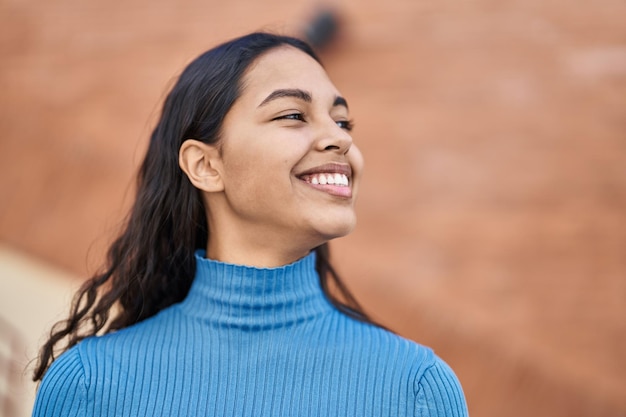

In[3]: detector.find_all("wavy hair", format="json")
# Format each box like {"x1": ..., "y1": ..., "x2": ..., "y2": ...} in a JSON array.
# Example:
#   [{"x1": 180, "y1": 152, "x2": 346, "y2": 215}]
[{"x1": 33, "y1": 32, "x2": 372, "y2": 382}]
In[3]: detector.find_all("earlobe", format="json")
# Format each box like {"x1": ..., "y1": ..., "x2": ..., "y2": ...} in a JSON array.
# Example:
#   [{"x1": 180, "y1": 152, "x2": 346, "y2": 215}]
[{"x1": 179, "y1": 139, "x2": 224, "y2": 192}]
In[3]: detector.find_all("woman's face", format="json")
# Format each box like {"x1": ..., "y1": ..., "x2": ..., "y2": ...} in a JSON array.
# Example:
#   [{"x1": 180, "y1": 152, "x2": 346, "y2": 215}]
[{"x1": 207, "y1": 46, "x2": 363, "y2": 264}]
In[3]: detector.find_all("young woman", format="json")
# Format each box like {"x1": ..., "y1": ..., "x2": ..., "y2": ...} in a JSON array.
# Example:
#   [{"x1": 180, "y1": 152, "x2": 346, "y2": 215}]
[{"x1": 32, "y1": 32, "x2": 468, "y2": 416}]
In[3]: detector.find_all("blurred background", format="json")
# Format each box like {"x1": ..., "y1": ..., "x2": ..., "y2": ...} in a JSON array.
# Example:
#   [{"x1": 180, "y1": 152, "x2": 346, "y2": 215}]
[{"x1": 1, "y1": 0, "x2": 625, "y2": 415}]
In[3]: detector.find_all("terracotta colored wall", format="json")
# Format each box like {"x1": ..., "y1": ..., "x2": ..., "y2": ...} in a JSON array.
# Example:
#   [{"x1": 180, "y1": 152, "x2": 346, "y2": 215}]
[{"x1": 1, "y1": 0, "x2": 625, "y2": 415}]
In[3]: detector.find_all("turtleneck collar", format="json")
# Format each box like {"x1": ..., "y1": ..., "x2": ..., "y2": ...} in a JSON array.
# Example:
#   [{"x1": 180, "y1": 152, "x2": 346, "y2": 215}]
[{"x1": 178, "y1": 250, "x2": 334, "y2": 329}]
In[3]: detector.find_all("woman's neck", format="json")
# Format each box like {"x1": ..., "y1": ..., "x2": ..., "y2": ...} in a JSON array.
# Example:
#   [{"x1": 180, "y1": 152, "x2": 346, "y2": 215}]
[{"x1": 205, "y1": 235, "x2": 320, "y2": 268}]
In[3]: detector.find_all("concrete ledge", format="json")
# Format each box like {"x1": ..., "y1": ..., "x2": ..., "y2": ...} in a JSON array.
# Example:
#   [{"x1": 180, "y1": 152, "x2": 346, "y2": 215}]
[{"x1": 0, "y1": 243, "x2": 78, "y2": 417}]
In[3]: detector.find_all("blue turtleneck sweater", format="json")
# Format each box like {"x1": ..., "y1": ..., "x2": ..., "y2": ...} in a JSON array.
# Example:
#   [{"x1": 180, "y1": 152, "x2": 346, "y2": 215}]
[{"x1": 33, "y1": 251, "x2": 468, "y2": 416}]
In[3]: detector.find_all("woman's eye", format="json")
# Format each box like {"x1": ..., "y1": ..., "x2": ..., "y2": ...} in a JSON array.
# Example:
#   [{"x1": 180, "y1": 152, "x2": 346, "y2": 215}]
[
  {"x1": 274, "y1": 113, "x2": 305, "y2": 122},
  {"x1": 336, "y1": 120, "x2": 354, "y2": 131}
]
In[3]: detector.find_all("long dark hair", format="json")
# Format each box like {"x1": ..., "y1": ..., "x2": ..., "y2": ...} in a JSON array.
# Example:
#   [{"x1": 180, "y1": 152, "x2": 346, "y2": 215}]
[{"x1": 33, "y1": 32, "x2": 372, "y2": 382}]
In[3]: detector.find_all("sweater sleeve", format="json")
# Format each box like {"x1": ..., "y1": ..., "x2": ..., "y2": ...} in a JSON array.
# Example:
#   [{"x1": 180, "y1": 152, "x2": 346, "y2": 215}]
[
  {"x1": 413, "y1": 357, "x2": 469, "y2": 417},
  {"x1": 31, "y1": 347, "x2": 88, "y2": 417}
]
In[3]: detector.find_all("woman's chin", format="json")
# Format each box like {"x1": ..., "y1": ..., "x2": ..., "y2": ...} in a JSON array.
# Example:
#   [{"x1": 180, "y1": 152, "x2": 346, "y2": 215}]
[{"x1": 314, "y1": 218, "x2": 357, "y2": 243}]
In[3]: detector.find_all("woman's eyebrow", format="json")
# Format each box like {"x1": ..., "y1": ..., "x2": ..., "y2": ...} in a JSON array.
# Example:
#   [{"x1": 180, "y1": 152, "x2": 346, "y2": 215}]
[
  {"x1": 258, "y1": 89, "x2": 312, "y2": 107},
  {"x1": 333, "y1": 96, "x2": 349, "y2": 110},
  {"x1": 257, "y1": 89, "x2": 349, "y2": 110}
]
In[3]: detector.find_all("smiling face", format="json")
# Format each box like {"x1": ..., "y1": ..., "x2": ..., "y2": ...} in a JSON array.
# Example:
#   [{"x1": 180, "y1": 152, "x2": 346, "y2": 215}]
[{"x1": 188, "y1": 46, "x2": 363, "y2": 266}]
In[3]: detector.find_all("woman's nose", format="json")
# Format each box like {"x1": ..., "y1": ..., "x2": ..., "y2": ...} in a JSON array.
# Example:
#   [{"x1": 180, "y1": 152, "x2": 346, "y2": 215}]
[{"x1": 316, "y1": 119, "x2": 353, "y2": 154}]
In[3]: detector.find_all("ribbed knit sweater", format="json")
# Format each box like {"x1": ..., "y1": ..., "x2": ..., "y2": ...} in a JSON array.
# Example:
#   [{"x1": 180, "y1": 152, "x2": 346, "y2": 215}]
[{"x1": 33, "y1": 251, "x2": 468, "y2": 416}]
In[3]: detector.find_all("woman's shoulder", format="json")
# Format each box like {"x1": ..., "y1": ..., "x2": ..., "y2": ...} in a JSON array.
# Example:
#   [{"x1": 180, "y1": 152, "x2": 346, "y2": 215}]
[
  {"x1": 32, "y1": 306, "x2": 185, "y2": 416},
  {"x1": 37, "y1": 306, "x2": 183, "y2": 380},
  {"x1": 362, "y1": 323, "x2": 468, "y2": 415},
  {"x1": 329, "y1": 311, "x2": 437, "y2": 364},
  {"x1": 328, "y1": 313, "x2": 468, "y2": 415},
  {"x1": 32, "y1": 344, "x2": 87, "y2": 416},
  {"x1": 74, "y1": 303, "x2": 187, "y2": 362}
]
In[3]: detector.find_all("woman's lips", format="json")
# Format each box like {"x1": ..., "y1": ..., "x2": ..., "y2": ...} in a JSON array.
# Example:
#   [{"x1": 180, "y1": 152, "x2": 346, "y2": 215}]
[
  {"x1": 296, "y1": 163, "x2": 353, "y2": 198},
  {"x1": 298, "y1": 172, "x2": 352, "y2": 198},
  {"x1": 296, "y1": 162, "x2": 352, "y2": 178}
]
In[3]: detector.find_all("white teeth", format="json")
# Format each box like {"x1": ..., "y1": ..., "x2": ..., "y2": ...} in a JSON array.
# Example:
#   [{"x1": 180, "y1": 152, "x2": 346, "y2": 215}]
[{"x1": 304, "y1": 173, "x2": 349, "y2": 186}]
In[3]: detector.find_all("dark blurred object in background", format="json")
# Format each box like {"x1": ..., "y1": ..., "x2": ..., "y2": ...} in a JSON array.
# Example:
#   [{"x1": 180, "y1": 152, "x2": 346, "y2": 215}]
[{"x1": 303, "y1": 8, "x2": 341, "y2": 50}]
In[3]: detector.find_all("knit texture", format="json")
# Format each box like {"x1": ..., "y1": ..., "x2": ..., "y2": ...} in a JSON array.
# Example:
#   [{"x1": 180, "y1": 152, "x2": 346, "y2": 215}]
[{"x1": 33, "y1": 251, "x2": 468, "y2": 416}]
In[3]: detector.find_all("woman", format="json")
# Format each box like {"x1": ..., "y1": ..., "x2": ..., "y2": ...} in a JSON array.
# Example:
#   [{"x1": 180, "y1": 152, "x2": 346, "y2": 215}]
[{"x1": 32, "y1": 32, "x2": 468, "y2": 416}]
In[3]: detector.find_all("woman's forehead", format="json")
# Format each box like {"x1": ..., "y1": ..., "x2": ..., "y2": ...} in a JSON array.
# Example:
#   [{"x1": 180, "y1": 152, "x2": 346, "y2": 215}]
[{"x1": 241, "y1": 46, "x2": 340, "y2": 103}]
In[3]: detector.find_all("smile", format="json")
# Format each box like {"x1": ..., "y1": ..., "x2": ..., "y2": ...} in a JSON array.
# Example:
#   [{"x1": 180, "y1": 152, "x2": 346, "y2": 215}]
[
  {"x1": 295, "y1": 162, "x2": 353, "y2": 198},
  {"x1": 300, "y1": 173, "x2": 349, "y2": 186},
  {"x1": 297, "y1": 173, "x2": 352, "y2": 198}
]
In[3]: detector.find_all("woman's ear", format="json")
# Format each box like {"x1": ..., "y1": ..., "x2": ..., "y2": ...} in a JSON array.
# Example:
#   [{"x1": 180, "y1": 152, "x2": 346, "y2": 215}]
[{"x1": 179, "y1": 139, "x2": 224, "y2": 192}]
